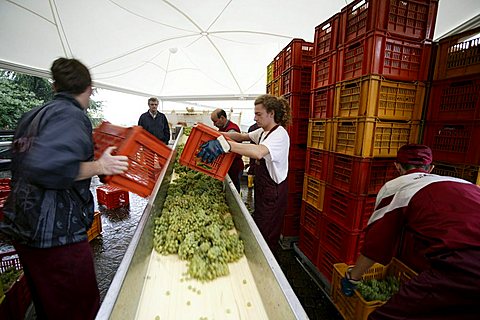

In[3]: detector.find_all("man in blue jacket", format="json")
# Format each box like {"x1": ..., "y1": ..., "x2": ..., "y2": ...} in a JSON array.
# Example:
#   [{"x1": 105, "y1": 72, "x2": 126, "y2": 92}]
[
  {"x1": 138, "y1": 97, "x2": 170, "y2": 144},
  {"x1": 0, "y1": 58, "x2": 129, "y2": 320}
]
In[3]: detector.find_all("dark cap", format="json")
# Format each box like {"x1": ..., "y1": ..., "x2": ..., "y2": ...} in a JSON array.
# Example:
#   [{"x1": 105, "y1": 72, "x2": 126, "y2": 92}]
[{"x1": 396, "y1": 144, "x2": 433, "y2": 165}]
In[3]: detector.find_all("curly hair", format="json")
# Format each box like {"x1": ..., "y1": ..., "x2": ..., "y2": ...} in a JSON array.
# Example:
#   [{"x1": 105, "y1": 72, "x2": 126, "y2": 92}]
[
  {"x1": 254, "y1": 94, "x2": 291, "y2": 127},
  {"x1": 51, "y1": 58, "x2": 91, "y2": 95}
]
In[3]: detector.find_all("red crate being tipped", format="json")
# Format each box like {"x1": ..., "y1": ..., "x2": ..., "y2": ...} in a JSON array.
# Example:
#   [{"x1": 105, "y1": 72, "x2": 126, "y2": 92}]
[
  {"x1": 93, "y1": 121, "x2": 172, "y2": 198},
  {"x1": 179, "y1": 123, "x2": 235, "y2": 181},
  {"x1": 96, "y1": 185, "x2": 129, "y2": 209}
]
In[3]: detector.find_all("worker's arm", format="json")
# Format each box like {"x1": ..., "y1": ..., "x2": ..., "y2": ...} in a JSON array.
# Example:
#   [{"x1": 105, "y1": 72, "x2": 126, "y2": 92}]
[
  {"x1": 76, "y1": 146, "x2": 129, "y2": 181},
  {"x1": 224, "y1": 131, "x2": 251, "y2": 142},
  {"x1": 229, "y1": 141, "x2": 269, "y2": 160}
]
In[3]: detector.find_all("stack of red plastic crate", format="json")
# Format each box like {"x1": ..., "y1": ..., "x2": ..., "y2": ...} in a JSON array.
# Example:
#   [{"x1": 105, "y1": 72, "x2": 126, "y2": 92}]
[
  {"x1": 266, "y1": 38, "x2": 314, "y2": 239},
  {"x1": 298, "y1": 0, "x2": 439, "y2": 282},
  {"x1": 424, "y1": 26, "x2": 480, "y2": 185},
  {"x1": 398, "y1": 26, "x2": 480, "y2": 272}
]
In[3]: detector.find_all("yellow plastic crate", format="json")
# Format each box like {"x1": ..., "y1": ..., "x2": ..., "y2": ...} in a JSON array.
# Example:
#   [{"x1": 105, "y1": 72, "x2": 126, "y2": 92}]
[
  {"x1": 332, "y1": 117, "x2": 420, "y2": 157},
  {"x1": 267, "y1": 61, "x2": 274, "y2": 84},
  {"x1": 272, "y1": 77, "x2": 282, "y2": 97},
  {"x1": 334, "y1": 75, "x2": 425, "y2": 120},
  {"x1": 302, "y1": 174, "x2": 325, "y2": 212},
  {"x1": 87, "y1": 211, "x2": 102, "y2": 242},
  {"x1": 307, "y1": 119, "x2": 332, "y2": 151},
  {"x1": 331, "y1": 258, "x2": 417, "y2": 320}
]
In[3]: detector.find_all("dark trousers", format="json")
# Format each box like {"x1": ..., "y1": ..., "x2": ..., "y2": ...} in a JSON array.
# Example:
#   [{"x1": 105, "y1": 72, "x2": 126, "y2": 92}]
[
  {"x1": 15, "y1": 241, "x2": 100, "y2": 320},
  {"x1": 369, "y1": 248, "x2": 480, "y2": 320}
]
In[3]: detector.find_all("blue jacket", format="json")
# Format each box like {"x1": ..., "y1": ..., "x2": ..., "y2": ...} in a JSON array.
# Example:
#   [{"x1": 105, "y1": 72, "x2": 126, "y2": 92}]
[
  {"x1": 0, "y1": 93, "x2": 95, "y2": 248},
  {"x1": 138, "y1": 111, "x2": 170, "y2": 144}
]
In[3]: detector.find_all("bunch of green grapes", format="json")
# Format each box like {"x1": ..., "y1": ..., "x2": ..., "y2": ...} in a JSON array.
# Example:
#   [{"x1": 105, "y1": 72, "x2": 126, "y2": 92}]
[
  {"x1": 357, "y1": 276, "x2": 401, "y2": 302},
  {"x1": 153, "y1": 167, "x2": 244, "y2": 281}
]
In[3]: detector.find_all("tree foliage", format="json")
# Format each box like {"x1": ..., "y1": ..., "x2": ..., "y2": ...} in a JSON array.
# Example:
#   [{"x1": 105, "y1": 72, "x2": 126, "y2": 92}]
[{"x1": 0, "y1": 70, "x2": 104, "y2": 130}]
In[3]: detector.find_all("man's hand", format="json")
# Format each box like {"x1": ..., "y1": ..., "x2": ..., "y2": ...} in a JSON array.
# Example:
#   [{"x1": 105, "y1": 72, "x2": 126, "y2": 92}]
[
  {"x1": 341, "y1": 267, "x2": 361, "y2": 297},
  {"x1": 197, "y1": 135, "x2": 231, "y2": 164},
  {"x1": 97, "y1": 146, "x2": 129, "y2": 175}
]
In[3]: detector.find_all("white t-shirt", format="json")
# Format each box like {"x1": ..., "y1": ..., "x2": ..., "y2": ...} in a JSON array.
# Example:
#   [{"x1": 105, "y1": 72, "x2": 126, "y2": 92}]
[{"x1": 248, "y1": 126, "x2": 290, "y2": 184}]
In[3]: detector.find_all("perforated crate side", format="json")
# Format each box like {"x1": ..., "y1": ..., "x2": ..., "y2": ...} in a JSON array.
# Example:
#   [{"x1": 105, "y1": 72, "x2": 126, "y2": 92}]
[
  {"x1": 179, "y1": 123, "x2": 235, "y2": 181},
  {"x1": 287, "y1": 118, "x2": 308, "y2": 145},
  {"x1": 314, "y1": 13, "x2": 340, "y2": 57},
  {"x1": 96, "y1": 185, "x2": 129, "y2": 209},
  {"x1": 426, "y1": 75, "x2": 480, "y2": 121},
  {"x1": 281, "y1": 213, "x2": 301, "y2": 237},
  {"x1": 307, "y1": 119, "x2": 332, "y2": 151},
  {"x1": 282, "y1": 66, "x2": 312, "y2": 95},
  {"x1": 302, "y1": 174, "x2": 326, "y2": 212},
  {"x1": 432, "y1": 161, "x2": 480, "y2": 185},
  {"x1": 285, "y1": 92, "x2": 311, "y2": 119},
  {"x1": 305, "y1": 148, "x2": 330, "y2": 182},
  {"x1": 338, "y1": 31, "x2": 431, "y2": 82},
  {"x1": 434, "y1": 29, "x2": 480, "y2": 80},
  {"x1": 288, "y1": 144, "x2": 307, "y2": 171},
  {"x1": 298, "y1": 226, "x2": 319, "y2": 263},
  {"x1": 310, "y1": 85, "x2": 335, "y2": 119},
  {"x1": 423, "y1": 120, "x2": 480, "y2": 165},
  {"x1": 283, "y1": 39, "x2": 314, "y2": 69},
  {"x1": 300, "y1": 201, "x2": 322, "y2": 236},
  {"x1": 273, "y1": 51, "x2": 285, "y2": 79},
  {"x1": 332, "y1": 117, "x2": 420, "y2": 157},
  {"x1": 312, "y1": 52, "x2": 337, "y2": 89},
  {"x1": 334, "y1": 75, "x2": 425, "y2": 120},
  {"x1": 103, "y1": 126, "x2": 172, "y2": 198},
  {"x1": 339, "y1": 0, "x2": 438, "y2": 44},
  {"x1": 93, "y1": 121, "x2": 131, "y2": 159}
]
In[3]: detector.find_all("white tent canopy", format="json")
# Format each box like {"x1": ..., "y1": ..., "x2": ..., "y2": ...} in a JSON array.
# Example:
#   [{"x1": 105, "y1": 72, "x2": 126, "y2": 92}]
[{"x1": 1, "y1": 0, "x2": 480, "y2": 102}]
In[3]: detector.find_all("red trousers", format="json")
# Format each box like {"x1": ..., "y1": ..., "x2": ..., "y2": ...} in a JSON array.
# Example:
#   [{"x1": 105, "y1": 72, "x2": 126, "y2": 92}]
[
  {"x1": 15, "y1": 241, "x2": 100, "y2": 320},
  {"x1": 369, "y1": 248, "x2": 480, "y2": 320}
]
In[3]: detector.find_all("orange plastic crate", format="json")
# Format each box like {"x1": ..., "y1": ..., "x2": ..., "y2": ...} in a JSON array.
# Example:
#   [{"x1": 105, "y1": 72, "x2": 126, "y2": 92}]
[
  {"x1": 307, "y1": 119, "x2": 333, "y2": 151},
  {"x1": 283, "y1": 39, "x2": 314, "y2": 69},
  {"x1": 93, "y1": 122, "x2": 172, "y2": 198},
  {"x1": 179, "y1": 123, "x2": 235, "y2": 181},
  {"x1": 331, "y1": 258, "x2": 417, "y2": 320},
  {"x1": 96, "y1": 185, "x2": 129, "y2": 209},
  {"x1": 302, "y1": 174, "x2": 326, "y2": 212},
  {"x1": 87, "y1": 211, "x2": 102, "y2": 242}
]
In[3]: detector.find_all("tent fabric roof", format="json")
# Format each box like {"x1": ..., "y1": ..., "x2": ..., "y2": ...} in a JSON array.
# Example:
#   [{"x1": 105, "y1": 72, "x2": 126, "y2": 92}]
[{"x1": 1, "y1": 0, "x2": 479, "y2": 101}]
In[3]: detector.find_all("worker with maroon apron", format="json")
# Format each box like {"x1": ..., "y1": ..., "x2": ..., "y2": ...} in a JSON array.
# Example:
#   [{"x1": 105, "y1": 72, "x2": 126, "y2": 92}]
[{"x1": 198, "y1": 95, "x2": 291, "y2": 253}]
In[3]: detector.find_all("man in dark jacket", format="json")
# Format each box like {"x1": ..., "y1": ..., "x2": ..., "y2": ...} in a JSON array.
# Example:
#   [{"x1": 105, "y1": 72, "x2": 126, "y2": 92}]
[
  {"x1": 138, "y1": 97, "x2": 170, "y2": 144},
  {"x1": 0, "y1": 58, "x2": 129, "y2": 320}
]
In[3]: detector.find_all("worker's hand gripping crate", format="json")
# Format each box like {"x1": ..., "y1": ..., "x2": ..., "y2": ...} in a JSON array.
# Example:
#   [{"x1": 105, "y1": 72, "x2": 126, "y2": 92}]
[
  {"x1": 331, "y1": 258, "x2": 417, "y2": 320},
  {"x1": 93, "y1": 121, "x2": 172, "y2": 198},
  {"x1": 179, "y1": 123, "x2": 235, "y2": 181}
]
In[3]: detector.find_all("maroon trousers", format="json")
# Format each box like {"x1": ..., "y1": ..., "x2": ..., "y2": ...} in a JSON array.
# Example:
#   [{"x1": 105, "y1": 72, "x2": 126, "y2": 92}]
[
  {"x1": 369, "y1": 248, "x2": 480, "y2": 320},
  {"x1": 14, "y1": 240, "x2": 100, "y2": 320},
  {"x1": 253, "y1": 159, "x2": 288, "y2": 251}
]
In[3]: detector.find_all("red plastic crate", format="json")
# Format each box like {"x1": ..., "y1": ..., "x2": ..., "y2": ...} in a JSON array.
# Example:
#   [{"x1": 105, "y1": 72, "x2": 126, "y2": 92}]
[
  {"x1": 282, "y1": 66, "x2": 312, "y2": 95},
  {"x1": 273, "y1": 51, "x2": 285, "y2": 78},
  {"x1": 318, "y1": 214, "x2": 364, "y2": 265},
  {"x1": 287, "y1": 169, "x2": 305, "y2": 194},
  {"x1": 327, "y1": 153, "x2": 398, "y2": 195},
  {"x1": 281, "y1": 213, "x2": 301, "y2": 237},
  {"x1": 305, "y1": 148, "x2": 330, "y2": 181},
  {"x1": 283, "y1": 39, "x2": 314, "y2": 69},
  {"x1": 423, "y1": 120, "x2": 480, "y2": 165},
  {"x1": 312, "y1": 52, "x2": 337, "y2": 89},
  {"x1": 338, "y1": 31, "x2": 431, "y2": 82},
  {"x1": 324, "y1": 185, "x2": 377, "y2": 232},
  {"x1": 286, "y1": 118, "x2": 308, "y2": 144},
  {"x1": 93, "y1": 122, "x2": 172, "y2": 198},
  {"x1": 298, "y1": 226, "x2": 320, "y2": 263},
  {"x1": 310, "y1": 85, "x2": 335, "y2": 119},
  {"x1": 0, "y1": 250, "x2": 31, "y2": 320},
  {"x1": 96, "y1": 185, "x2": 129, "y2": 209},
  {"x1": 316, "y1": 246, "x2": 342, "y2": 283},
  {"x1": 286, "y1": 192, "x2": 303, "y2": 215},
  {"x1": 434, "y1": 29, "x2": 480, "y2": 81},
  {"x1": 340, "y1": 0, "x2": 438, "y2": 44},
  {"x1": 300, "y1": 201, "x2": 322, "y2": 236},
  {"x1": 432, "y1": 161, "x2": 480, "y2": 185},
  {"x1": 314, "y1": 13, "x2": 340, "y2": 57},
  {"x1": 0, "y1": 178, "x2": 10, "y2": 220},
  {"x1": 334, "y1": 74, "x2": 425, "y2": 120},
  {"x1": 289, "y1": 144, "x2": 307, "y2": 170},
  {"x1": 427, "y1": 75, "x2": 480, "y2": 121},
  {"x1": 179, "y1": 123, "x2": 235, "y2": 181},
  {"x1": 285, "y1": 93, "x2": 311, "y2": 119}
]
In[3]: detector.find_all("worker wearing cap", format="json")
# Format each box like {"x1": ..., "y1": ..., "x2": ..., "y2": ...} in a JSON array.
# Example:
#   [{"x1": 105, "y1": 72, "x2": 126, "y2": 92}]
[
  {"x1": 342, "y1": 144, "x2": 480, "y2": 320},
  {"x1": 210, "y1": 108, "x2": 244, "y2": 192}
]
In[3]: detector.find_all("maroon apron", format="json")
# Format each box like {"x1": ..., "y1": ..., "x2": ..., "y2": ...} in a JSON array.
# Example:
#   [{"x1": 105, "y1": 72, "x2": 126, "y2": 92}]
[{"x1": 253, "y1": 126, "x2": 288, "y2": 251}]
